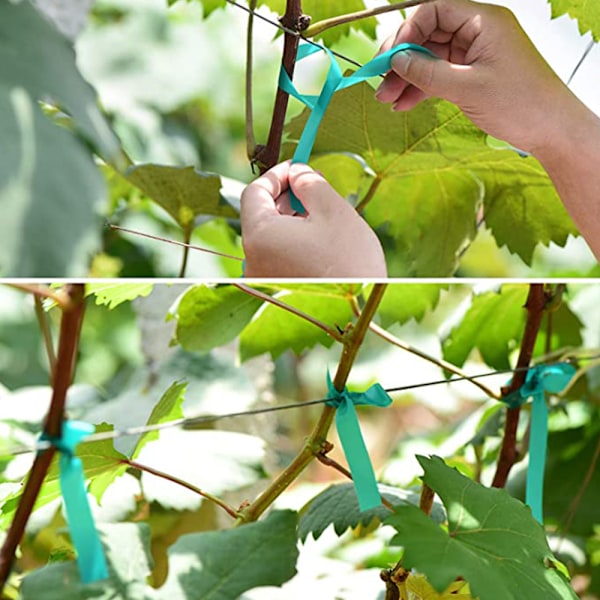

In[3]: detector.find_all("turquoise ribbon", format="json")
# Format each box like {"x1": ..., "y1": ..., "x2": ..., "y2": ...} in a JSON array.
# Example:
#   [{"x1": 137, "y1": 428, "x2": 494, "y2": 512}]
[
  {"x1": 280, "y1": 42, "x2": 436, "y2": 214},
  {"x1": 326, "y1": 373, "x2": 392, "y2": 511},
  {"x1": 503, "y1": 363, "x2": 575, "y2": 523},
  {"x1": 41, "y1": 421, "x2": 108, "y2": 583}
]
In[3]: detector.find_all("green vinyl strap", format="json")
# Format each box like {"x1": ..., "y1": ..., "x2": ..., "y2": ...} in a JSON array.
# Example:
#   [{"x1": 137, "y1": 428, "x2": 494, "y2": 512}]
[
  {"x1": 326, "y1": 373, "x2": 392, "y2": 511},
  {"x1": 502, "y1": 363, "x2": 576, "y2": 523},
  {"x1": 279, "y1": 42, "x2": 436, "y2": 214},
  {"x1": 41, "y1": 421, "x2": 108, "y2": 583}
]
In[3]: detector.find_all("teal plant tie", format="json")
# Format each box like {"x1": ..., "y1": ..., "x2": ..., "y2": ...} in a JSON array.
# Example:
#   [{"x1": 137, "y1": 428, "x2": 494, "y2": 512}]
[
  {"x1": 326, "y1": 373, "x2": 392, "y2": 511},
  {"x1": 41, "y1": 421, "x2": 108, "y2": 584},
  {"x1": 502, "y1": 363, "x2": 576, "y2": 523},
  {"x1": 279, "y1": 42, "x2": 436, "y2": 214}
]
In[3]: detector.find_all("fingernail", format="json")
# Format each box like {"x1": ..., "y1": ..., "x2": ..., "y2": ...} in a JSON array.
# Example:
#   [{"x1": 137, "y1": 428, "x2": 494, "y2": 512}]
[{"x1": 391, "y1": 51, "x2": 411, "y2": 75}]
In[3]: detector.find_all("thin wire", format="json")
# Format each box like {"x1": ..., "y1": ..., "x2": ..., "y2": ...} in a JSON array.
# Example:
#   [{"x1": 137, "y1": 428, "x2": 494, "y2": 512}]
[
  {"x1": 223, "y1": 0, "x2": 365, "y2": 70},
  {"x1": 109, "y1": 224, "x2": 244, "y2": 262},
  {"x1": 567, "y1": 39, "x2": 595, "y2": 86},
  {"x1": 7, "y1": 359, "x2": 595, "y2": 459}
]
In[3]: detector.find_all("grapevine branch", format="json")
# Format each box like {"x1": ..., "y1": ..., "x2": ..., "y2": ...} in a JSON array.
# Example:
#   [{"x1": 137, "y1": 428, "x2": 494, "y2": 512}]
[
  {"x1": 349, "y1": 296, "x2": 500, "y2": 400},
  {"x1": 233, "y1": 283, "x2": 344, "y2": 342},
  {"x1": 245, "y1": 0, "x2": 258, "y2": 160},
  {"x1": 0, "y1": 284, "x2": 86, "y2": 592},
  {"x1": 252, "y1": 0, "x2": 306, "y2": 172},
  {"x1": 304, "y1": 0, "x2": 435, "y2": 39},
  {"x1": 491, "y1": 284, "x2": 546, "y2": 488},
  {"x1": 237, "y1": 284, "x2": 387, "y2": 523},
  {"x1": 120, "y1": 459, "x2": 239, "y2": 519}
]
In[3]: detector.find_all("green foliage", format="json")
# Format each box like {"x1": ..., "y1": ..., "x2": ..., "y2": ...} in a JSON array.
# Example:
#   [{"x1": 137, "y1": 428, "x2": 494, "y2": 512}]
[
  {"x1": 375, "y1": 284, "x2": 448, "y2": 328},
  {"x1": 238, "y1": 285, "x2": 354, "y2": 361},
  {"x1": 126, "y1": 165, "x2": 238, "y2": 229},
  {"x1": 386, "y1": 456, "x2": 578, "y2": 600},
  {"x1": 174, "y1": 285, "x2": 264, "y2": 353},
  {"x1": 283, "y1": 88, "x2": 576, "y2": 275},
  {"x1": 442, "y1": 285, "x2": 528, "y2": 370},
  {"x1": 88, "y1": 283, "x2": 154, "y2": 309},
  {"x1": 549, "y1": 0, "x2": 600, "y2": 39},
  {"x1": 20, "y1": 523, "x2": 154, "y2": 600},
  {"x1": 298, "y1": 482, "x2": 446, "y2": 541},
  {"x1": 159, "y1": 510, "x2": 299, "y2": 598},
  {"x1": 0, "y1": 1, "x2": 121, "y2": 277},
  {"x1": 131, "y1": 381, "x2": 186, "y2": 459}
]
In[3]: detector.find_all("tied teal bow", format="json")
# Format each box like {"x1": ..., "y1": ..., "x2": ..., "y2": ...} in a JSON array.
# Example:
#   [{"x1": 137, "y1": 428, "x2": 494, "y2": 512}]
[
  {"x1": 326, "y1": 374, "x2": 392, "y2": 511},
  {"x1": 503, "y1": 363, "x2": 575, "y2": 523},
  {"x1": 279, "y1": 42, "x2": 436, "y2": 214},
  {"x1": 41, "y1": 421, "x2": 108, "y2": 583}
]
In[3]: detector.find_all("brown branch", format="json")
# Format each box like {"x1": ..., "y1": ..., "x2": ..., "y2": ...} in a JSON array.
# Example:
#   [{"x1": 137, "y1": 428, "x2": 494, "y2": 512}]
[
  {"x1": 33, "y1": 295, "x2": 56, "y2": 381},
  {"x1": 0, "y1": 284, "x2": 86, "y2": 592},
  {"x1": 252, "y1": 0, "x2": 308, "y2": 172},
  {"x1": 237, "y1": 284, "x2": 387, "y2": 523},
  {"x1": 5, "y1": 283, "x2": 71, "y2": 310},
  {"x1": 419, "y1": 483, "x2": 434, "y2": 516},
  {"x1": 233, "y1": 283, "x2": 344, "y2": 342},
  {"x1": 245, "y1": 0, "x2": 258, "y2": 160},
  {"x1": 304, "y1": 0, "x2": 435, "y2": 39},
  {"x1": 491, "y1": 284, "x2": 546, "y2": 488},
  {"x1": 121, "y1": 459, "x2": 238, "y2": 519}
]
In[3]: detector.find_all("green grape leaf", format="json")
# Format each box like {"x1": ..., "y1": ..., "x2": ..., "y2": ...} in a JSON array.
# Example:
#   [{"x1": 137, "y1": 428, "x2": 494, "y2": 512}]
[
  {"x1": 442, "y1": 285, "x2": 528, "y2": 370},
  {"x1": 298, "y1": 482, "x2": 446, "y2": 542},
  {"x1": 174, "y1": 285, "x2": 264, "y2": 353},
  {"x1": 283, "y1": 85, "x2": 576, "y2": 275},
  {"x1": 126, "y1": 164, "x2": 238, "y2": 229},
  {"x1": 376, "y1": 284, "x2": 448, "y2": 328},
  {"x1": 20, "y1": 523, "x2": 154, "y2": 600},
  {"x1": 131, "y1": 381, "x2": 186, "y2": 459},
  {"x1": 548, "y1": 0, "x2": 600, "y2": 39},
  {"x1": 386, "y1": 455, "x2": 578, "y2": 600},
  {"x1": 239, "y1": 286, "x2": 354, "y2": 362},
  {"x1": 300, "y1": 0, "x2": 378, "y2": 44},
  {"x1": 159, "y1": 510, "x2": 299, "y2": 598},
  {"x1": 87, "y1": 283, "x2": 154, "y2": 309},
  {"x1": 534, "y1": 300, "x2": 584, "y2": 358},
  {"x1": 0, "y1": 424, "x2": 128, "y2": 528}
]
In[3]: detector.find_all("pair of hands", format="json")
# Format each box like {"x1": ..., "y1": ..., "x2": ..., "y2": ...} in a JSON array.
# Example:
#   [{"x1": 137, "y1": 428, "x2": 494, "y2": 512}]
[{"x1": 241, "y1": 0, "x2": 583, "y2": 277}]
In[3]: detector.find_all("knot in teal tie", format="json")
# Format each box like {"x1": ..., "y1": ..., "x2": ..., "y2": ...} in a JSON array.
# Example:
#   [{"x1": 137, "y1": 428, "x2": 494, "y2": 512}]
[
  {"x1": 41, "y1": 421, "x2": 108, "y2": 583},
  {"x1": 280, "y1": 42, "x2": 436, "y2": 214},
  {"x1": 502, "y1": 363, "x2": 575, "y2": 524},
  {"x1": 325, "y1": 373, "x2": 392, "y2": 511}
]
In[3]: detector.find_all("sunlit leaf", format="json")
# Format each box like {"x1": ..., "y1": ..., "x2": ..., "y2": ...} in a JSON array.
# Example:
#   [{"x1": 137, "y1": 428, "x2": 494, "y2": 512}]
[{"x1": 386, "y1": 456, "x2": 578, "y2": 600}]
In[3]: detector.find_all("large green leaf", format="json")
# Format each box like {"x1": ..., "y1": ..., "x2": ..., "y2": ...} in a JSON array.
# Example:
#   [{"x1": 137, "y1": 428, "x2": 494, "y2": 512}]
[
  {"x1": 126, "y1": 164, "x2": 238, "y2": 229},
  {"x1": 376, "y1": 284, "x2": 448, "y2": 328},
  {"x1": 442, "y1": 286, "x2": 527, "y2": 370},
  {"x1": 159, "y1": 510, "x2": 299, "y2": 599},
  {"x1": 283, "y1": 85, "x2": 576, "y2": 275},
  {"x1": 386, "y1": 456, "x2": 578, "y2": 600},
  {"x1": 239, "y1": 286, "x2": 353, "y2": 362},
  {"x1": 548, "y1": 0, "x2": 600, "y2": 39},
  {"x1": 0, "y1": 1, "x2": 122, "y2": 276},
  {"x1": 174, "y1": 285, "x2": 264, "y2": 353},
  {"x1": 298, "y1": 482, "x2": 446, "y2": 542},
  {"x1": 20, "y1": 523, "x2": 154, "y2": 600}
]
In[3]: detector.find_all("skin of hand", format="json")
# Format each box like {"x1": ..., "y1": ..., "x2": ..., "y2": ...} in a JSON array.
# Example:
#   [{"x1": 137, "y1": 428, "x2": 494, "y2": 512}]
[
  {"x1": 240, "y1": 161, "x2": 387, "y2": 277},
  {"x1": 376, "y1": 0, "x2": 600, "y2": 261}
]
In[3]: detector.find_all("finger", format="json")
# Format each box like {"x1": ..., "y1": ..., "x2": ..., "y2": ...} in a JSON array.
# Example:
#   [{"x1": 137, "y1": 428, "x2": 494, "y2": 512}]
[
  {"x1": 288, "y1": 163, "x2": 348, "y2": 217},
  {"x1": 241, "y1": 161, "x2": 291, "y2": 227}
]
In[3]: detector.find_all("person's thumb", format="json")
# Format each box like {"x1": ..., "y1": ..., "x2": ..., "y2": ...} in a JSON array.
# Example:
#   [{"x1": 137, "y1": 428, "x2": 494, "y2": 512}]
[
  {"x1": 288, "y1": 163, "x2": 348, "y2": 217},
  {"x1": 391, "y1": 50, "x2": 464, "y2": 102}
]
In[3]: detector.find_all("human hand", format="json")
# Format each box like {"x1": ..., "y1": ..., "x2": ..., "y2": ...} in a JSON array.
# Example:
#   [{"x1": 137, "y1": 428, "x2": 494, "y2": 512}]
[
  {"x1": 240, "y1": 161, "x2": 387, "y2": 277},
  {"x1": 375, "y1": 0, "x2": 580, "y2": 157}
]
